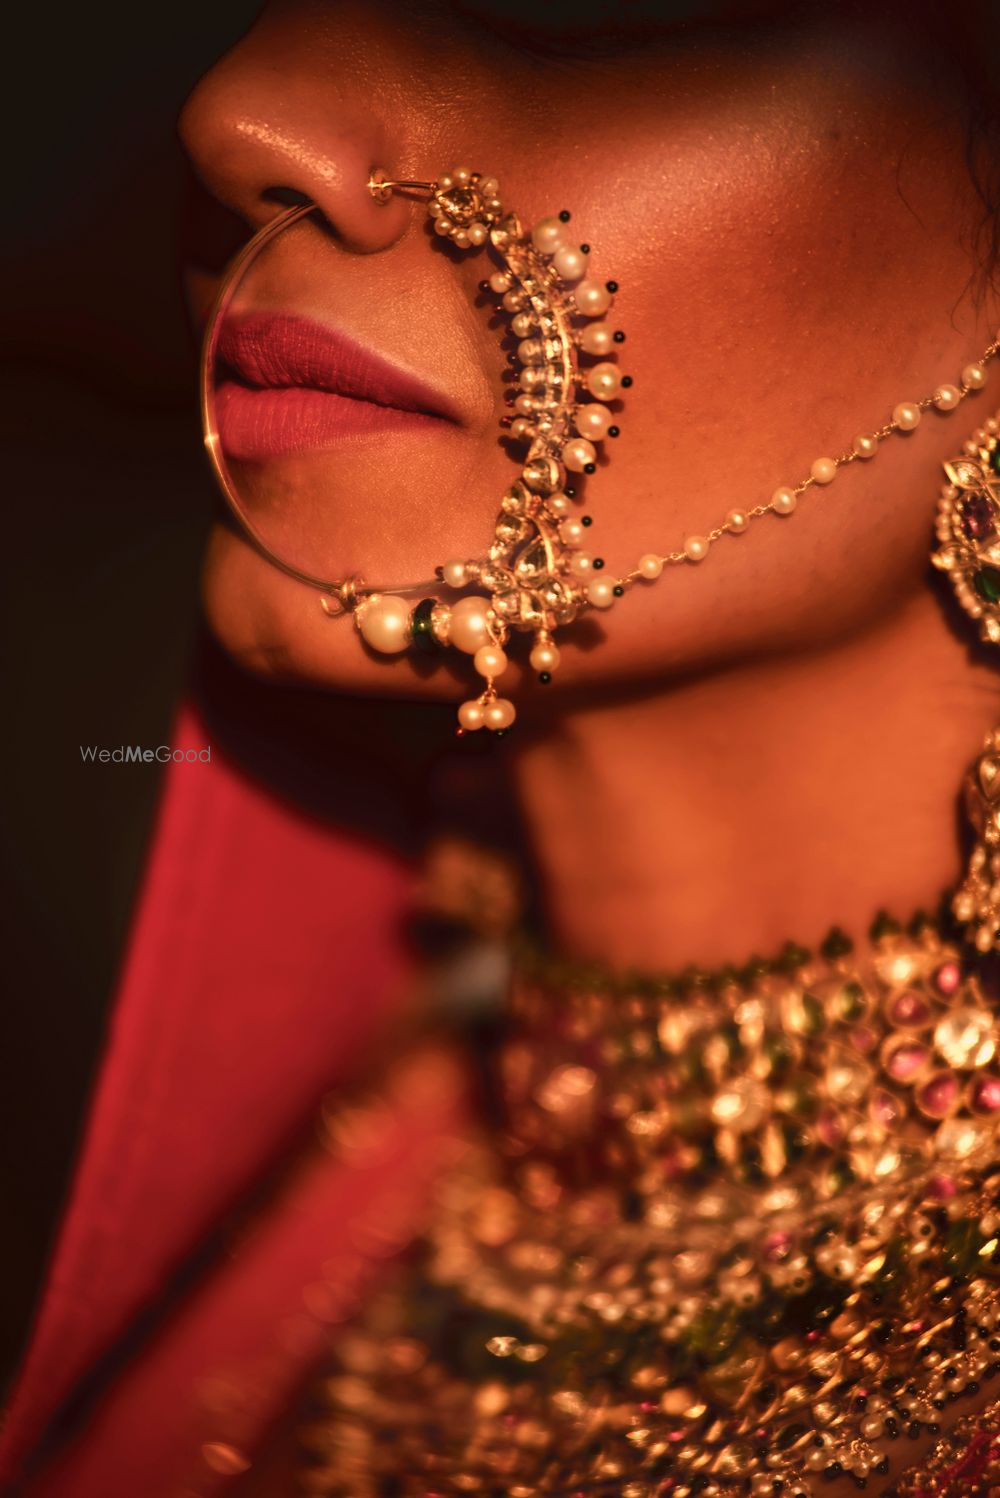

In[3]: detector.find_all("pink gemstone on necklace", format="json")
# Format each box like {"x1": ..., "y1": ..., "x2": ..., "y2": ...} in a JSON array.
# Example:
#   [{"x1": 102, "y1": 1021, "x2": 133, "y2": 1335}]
[
  {"x1": 928, "y1": 1173, "x2": 958, "y2": 1198},
  {"x1": 971, "y1": 1074, "x2": 1000, "y2": 1114},
  {"x1": 889, "y1": 991, "x2": 931, "y2": 1027},
  {"x1": 884, "y1": 1038, "x2": 930, "y2": 1082},
  {"x1": 934, "y1": 961, "x2": 961, "y2": 996},
  {"x1": 916, "y1": 1071, "x2": 960, "y2": 1119}
]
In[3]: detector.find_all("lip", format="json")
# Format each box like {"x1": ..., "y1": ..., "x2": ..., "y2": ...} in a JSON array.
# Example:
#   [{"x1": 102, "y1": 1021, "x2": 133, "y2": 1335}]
[{"x1": 214, "y1": 312, "x2": 461, "y2": 461}]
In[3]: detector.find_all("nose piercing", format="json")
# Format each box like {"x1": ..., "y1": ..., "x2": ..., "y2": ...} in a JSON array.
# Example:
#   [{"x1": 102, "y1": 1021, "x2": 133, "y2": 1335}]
[{"x1": 367, "y1": 169, "x2": 437, "y2": 202}]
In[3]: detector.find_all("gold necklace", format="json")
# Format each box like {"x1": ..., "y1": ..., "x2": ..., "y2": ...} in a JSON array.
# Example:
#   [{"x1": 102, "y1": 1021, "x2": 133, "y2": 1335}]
[{"x1": 298, "y1": 911, "x2": 1000, "y2": 1497}]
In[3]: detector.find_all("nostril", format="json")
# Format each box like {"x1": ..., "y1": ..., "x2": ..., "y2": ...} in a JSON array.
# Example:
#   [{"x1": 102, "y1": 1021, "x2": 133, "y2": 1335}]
[{"x1": 261, "y1": 186, "x2": 314, "y2": 209}]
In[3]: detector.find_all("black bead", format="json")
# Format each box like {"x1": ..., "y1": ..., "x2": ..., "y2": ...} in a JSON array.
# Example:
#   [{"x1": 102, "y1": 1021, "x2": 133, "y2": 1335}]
[
  {"x1": 538, "y1": 671, "x2": 552, "y2": 684},
  {"x1": 495, "y1": 728, "x2": 509, "y2": 738},
  {"x1": 613, "y1": 330, "x2": 626, "y2": 342},
  {"x1": 581, "y1": 515, "x2": 593, "y2": 527},
  {"x1": 875, "y1": 1461, "x2": 890, "y2": 1476},
  {"x1": 593, "y1": 557, "x2": 605, "y2": 569},
  {"x1": 608, "y1": 425, "x2": 620, "y2": 438},
  {"x1": 564, "y1": 485, "x2": 576, "y2": 498},
  {"x1": 613, "y1": 584, "x2": 624, "y2": 597},
  {"x1": 606, "y1": 279, "x2": 619, "y2": 292},
  {"x1": 621, "y1": 375, "x2": 633, "y2": 388},
  {"x1": 559, "y1": 209, "x2": 571, "y2": 222},
  {"x1": 580, "y1": 242, "x2": 590, "y2": 253},
  {"x1": 583, "y1": 462, "x2": 597, "y2": 474}
]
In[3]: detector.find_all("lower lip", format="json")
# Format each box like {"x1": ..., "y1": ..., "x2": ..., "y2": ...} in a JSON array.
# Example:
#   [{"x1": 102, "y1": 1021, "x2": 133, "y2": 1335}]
[{"x1": 215, "y1": 381, "x2": 445, "y2": 462}]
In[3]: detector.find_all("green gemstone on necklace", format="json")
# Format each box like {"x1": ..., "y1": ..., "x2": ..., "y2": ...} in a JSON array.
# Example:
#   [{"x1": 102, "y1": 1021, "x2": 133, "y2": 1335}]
[
  {"x1": 974, "y1": 565, "x2": 1000, "y2": 604},
  {"x1": 990, "y1": 443, "x2": 1000, "y2": 474}
]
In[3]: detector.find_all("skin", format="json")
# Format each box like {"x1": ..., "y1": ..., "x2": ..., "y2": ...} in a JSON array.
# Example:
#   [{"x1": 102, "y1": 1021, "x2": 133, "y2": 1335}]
[{"x1": 180, "y1": 4, "x2": 1000, "y2": 1489}]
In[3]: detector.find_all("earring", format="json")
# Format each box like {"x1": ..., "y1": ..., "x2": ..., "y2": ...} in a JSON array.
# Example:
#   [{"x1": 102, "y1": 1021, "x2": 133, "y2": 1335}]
[{"x1": 932, "y1": 425, "x2": 1000, "y2": 951}]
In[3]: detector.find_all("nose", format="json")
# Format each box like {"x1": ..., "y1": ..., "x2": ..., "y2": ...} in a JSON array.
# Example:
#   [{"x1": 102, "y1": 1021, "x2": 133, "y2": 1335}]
[{"x1": 178, "y1": 16, "x2": 414, "y2": 255}]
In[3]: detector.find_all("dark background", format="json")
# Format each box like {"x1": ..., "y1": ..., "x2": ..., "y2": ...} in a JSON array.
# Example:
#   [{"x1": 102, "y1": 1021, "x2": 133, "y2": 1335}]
[{"x1": 0, "y1": 3, "x2": 264, "y2": 1380}]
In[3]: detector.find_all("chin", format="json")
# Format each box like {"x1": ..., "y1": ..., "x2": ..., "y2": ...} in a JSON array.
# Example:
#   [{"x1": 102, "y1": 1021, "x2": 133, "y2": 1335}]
[{"x1": 200, "y1": 523, "x2": 481, "y2": 699}]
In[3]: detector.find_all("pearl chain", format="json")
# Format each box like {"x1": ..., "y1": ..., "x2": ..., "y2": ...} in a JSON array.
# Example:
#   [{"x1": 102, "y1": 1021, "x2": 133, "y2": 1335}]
[{"x1": 621, "y1": 337, "x2": 1000, "y2": 591}]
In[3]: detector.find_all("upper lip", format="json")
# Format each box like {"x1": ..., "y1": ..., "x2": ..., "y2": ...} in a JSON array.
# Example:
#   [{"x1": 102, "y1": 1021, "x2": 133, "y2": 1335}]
[{"x1": 217, "y1": 312, "x2": 461, "y2": 423}]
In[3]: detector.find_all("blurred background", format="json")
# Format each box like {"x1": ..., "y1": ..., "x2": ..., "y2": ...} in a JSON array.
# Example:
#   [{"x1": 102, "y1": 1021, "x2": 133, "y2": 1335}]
[{"x1": 0, "y1": 1, "x2": 264, "y2": 1380}]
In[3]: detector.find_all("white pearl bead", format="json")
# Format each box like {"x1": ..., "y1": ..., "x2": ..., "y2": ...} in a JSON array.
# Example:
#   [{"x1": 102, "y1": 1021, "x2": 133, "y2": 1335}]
[
  {"x1": 452, "y1": 232, "x2": 470, "y2": 249},
  {"x1": 509, "y1": 418, "x2": 535, "y2": 441},
  {"x1": 530, "y1": 216, "x2": 566, "y2": 254},
  {"x1": 963, "y1": 362, "x2": 988, "y2": 390},
  {"x1": 488, "y1": 270, "x2": 511, "y2": 294},
  {"x1": 569, "y1": 552, "x2": 594, "y2": 577},
  {"x1": 449, "y1": 595, "x2": 493, "y2": 654},
  {"x1": 484, "y1": 698, "x2": 516, "y2": 730},
  {"x1": 772, "y1": 485, "x2": 799, "y2": 512},
  {"x1": 442, "y1": 558, "x2": 468, "y2": 588},
  {"x1": 474, "y1": 645, "x2": 507, "y2": 678},
  {"x1": 547, "y1": 494, "x2": 570, "y2": 516},
  {"x1": 510, "y1": 312, "x2": 534, "y2": 338},
  {"x1": 515, "y1": 394, "x2": 536, "y2": 416},
  {"x1": 559, "y1": 518, "x2": 585, "y2": 546},
  {"x1": 466, "y1": 223, "x2": 487, "y2": 247},
  {"x1": 519, "y1": 367, "x2": 545, "y2": 391},
  {"x1": 852, "y1": 433, "x2": 877, "y2": 459},
  {"x1": 518, "y1": 338, "x2": 544, "y2": 363},
  {"x1": 586, "y1": 362, "x2": 622, "y2": 400},
  {"x1": 726, "y1": 509, "x2": 748, "y2": 533},
  {"x1": 530, "y1": 641, "x2": 560, "y2": 671},
  {"x1": 358, "y1": 595, "x2": 411, "y2": 654},
  {"x1": 933, "y1": 383, "x2": 961, "y2": 411},
  {"x1": 564, "y1": 438, "x2": 597, "y2": 472},
  {"x1": 458, "y1": 700, "x2": 485, "y2": 731},
  {"x1": 809, "y1": 456, "x2": 837, "y2": 485},
  {"x1": 587, "y1": 578, "x2": 615, "y2": 609},
  {"x1": 893, "y1": 401, "x2": 922, "y2": 430},
  {"x1": 451, "y1": 166, "x2": 472, "y2": 184},
  {"x1": 579, "y1": 323, "x2": 615, "y2": 356},
  {"x1": 683, "y1": 535, "x2": 709, "y2": 561},
  {"x1": 433, "y1": 216, "x2": 452, "y2": 237},
  {"x1": 574, "y1": 279, "x2": 612, "y2": 317},
  {"x1": 479, "y1": 176, "x2": 499, "y2": 197},
  {"x1": 553, "y1": 245, "x2": 589, "y2": 281},
  {"x1": 638, "y1": 553, "x2": 663, "y2": 579},
  {"x1": 574, "y1": 403, "x2": 612, "y2": 440},
  {"x1": 502, "y1": 289, "x2": 526, "y2": 314}
]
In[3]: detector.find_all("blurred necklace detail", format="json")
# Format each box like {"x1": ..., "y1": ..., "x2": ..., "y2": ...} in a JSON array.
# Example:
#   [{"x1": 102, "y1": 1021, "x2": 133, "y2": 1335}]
[{"x1": 201, "y1": 167, "x2": 1000, "y2": 736}]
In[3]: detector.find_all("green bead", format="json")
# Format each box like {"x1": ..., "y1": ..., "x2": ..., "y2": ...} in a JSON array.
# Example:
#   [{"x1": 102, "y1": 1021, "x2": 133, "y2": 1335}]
[
  {"x1": 974, "y1": 565, "x2": 1000, "y2": 604},
  {"x1": 869, "y1": 909, "x2": 901, "y2": 941},
  {"x1": 835, "y1": 980, "x2": 866, "y2": 1022},
  {"x1": 990, "y1": 444, "x2": 1000, "y2": 475},
  {"x1": 410, "y1": 596, "x2": 440, "y2": 654},
  {"x1": 820, "y1": 925, "x2": 853, "y2": 961}
]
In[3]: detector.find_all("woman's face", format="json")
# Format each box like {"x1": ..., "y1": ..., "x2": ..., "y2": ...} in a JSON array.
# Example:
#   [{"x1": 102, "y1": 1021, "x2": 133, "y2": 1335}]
[{"x1": 181, "y1": 0, "x2": 997, "y2": 703}]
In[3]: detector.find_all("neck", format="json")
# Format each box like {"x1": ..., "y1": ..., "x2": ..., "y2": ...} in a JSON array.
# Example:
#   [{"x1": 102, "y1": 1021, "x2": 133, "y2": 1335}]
[{"x1": 512, "y1": 586, "x2": 997, "y2": 973}]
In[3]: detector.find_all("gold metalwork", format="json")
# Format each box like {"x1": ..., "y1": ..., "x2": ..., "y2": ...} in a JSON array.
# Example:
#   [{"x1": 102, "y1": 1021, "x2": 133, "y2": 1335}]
[{"x1": 297, "y1": 919, "x2": 1000, "y2": 1496}]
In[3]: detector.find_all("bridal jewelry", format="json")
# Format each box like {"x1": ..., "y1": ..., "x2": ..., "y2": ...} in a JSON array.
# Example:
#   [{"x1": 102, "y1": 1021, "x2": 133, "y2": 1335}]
[
  {"x1": 301, "y1": 913, "x2": 1000, "y2": 1498},
  {"x1": 200, "y1": 165, "x2": 1000, "y2": 735}
]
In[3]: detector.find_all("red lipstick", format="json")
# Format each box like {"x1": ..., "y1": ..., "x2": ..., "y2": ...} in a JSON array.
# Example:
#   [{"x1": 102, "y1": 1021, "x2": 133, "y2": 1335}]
[{"x1": 215, "y1": 313, "x2": 460, "y2": 461}]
